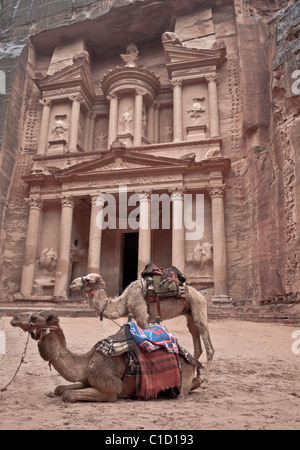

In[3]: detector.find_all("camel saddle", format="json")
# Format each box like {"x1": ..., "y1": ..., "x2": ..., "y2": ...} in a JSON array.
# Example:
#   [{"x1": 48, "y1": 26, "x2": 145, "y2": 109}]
[{"x1": 141, "y1": 263, "x2": 187, "y2": 317}]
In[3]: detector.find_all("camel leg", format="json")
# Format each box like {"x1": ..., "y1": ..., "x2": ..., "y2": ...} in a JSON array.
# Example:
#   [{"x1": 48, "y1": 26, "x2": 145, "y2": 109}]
[
  {"x1": 187, "y1": 300, "x2": 215, "y2": 383},
  {"x1": 62, "y1": 387, "x2": 119, "y2": 403},
  {"x1": 191, "y1": 314, "x2": 214, "y2": 383},
  {"x1": 54, "y1": 383, "x2": 88, "y2": 396},
  {"x1": 186, "y1": 313, "x2": 202, "y2": 360}
]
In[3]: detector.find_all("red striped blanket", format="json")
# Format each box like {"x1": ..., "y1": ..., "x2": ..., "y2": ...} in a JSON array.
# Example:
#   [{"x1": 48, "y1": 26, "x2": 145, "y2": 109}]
[{"x1": 135, "y1": 347, "x2": 181, "y2": 400}]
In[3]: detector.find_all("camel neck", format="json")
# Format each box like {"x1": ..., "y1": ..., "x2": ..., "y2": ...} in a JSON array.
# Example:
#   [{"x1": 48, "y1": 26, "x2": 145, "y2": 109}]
[{"x1": 38, "y1": 329, "x2": 90, "y2": 383}]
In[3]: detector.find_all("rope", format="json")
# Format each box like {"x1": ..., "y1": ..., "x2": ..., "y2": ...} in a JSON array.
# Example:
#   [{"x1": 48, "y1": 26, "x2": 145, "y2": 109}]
[{"x1": 1, "y1": 332, "x2": 30, "y2": 392}]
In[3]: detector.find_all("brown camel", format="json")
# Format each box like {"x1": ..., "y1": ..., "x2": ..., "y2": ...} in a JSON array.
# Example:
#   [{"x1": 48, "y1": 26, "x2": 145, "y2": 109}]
[
  {"x1": 70, "y1": 273, "x2": 214, "y2": 382},
  {"x1": 10, "y1": 310, "x2": 201, "y2": 403}
]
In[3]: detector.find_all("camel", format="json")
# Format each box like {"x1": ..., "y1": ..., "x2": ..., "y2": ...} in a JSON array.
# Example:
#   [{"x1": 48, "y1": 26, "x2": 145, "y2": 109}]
[
  {"x1": 10, "y1": 310, "x2": 201, "y2": 403},
  {"x1": 70, "y1": 273, "x2": 214, "y2": 382}
]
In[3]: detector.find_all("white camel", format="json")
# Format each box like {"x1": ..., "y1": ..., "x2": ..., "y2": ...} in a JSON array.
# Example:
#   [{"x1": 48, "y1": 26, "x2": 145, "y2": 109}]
[{"x1": 70, "y1": 273, "x2": 214, "y2": 382}]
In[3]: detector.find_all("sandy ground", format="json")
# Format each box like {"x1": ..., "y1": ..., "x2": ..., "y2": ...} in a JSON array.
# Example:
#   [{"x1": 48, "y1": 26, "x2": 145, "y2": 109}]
[{"x1": 0, "y1": 313, "x2": 299, "y2": 431}]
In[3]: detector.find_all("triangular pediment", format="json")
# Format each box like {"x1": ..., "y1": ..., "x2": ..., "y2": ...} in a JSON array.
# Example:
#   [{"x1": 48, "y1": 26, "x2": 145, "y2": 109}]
[
  {"x1": 35, "y1": 55, "x2": 95, "y2": 98},
  {"x1": 54, "y1": 149, "x2": 188, "y2": 179}
]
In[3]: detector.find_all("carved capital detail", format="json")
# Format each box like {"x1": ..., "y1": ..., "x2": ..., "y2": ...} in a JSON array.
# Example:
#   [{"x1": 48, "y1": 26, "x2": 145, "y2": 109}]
[
  {"x1": 169, "y1": 188, "x2": 184, "y2": 200},
  {"x1": 27, "y1": 197, "x2": 43, "y2": 210},
  {"x1": 170, "y1": 79, "x2": 183, "y2": 89},
  {"x1": 69, "y1": 93, "x2": 84, "y2": 103},
  {"x1": 135, "y1": 88, "x2": 147, "y2": 97},
  {"x1": 138, "y1": 191, "x2": 152, "y2": 202},
  {"x1": 60, "y1": 195, "x2": 75, "y2": 208},
  {"x1": 208, "y1": 185, "x2": 226, "y2": 199},
  {"x1": 205, "y1": 74, "x2": 219, "y2": 84},
  {"x1": 107, "y1": 92, "x2": 118, "y2": 101},
  {"x1": 39, "y1": 98, "x2": 52, "y2": 107},
  {"x1": 91, "y1": 193, "x2": 103, "y2": 207}
]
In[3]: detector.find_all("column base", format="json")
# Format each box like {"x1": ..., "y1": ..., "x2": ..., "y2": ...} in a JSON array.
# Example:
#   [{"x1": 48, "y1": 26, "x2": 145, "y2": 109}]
[{"x1": 212, "y1": 295, "x2": 231, "y2": 305}]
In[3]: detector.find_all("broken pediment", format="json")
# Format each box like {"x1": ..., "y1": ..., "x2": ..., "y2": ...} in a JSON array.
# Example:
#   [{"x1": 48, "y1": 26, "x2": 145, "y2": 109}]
[
  {"x1": 161, "y1": 32, "x2": 226, "y2": 78},
  {"x1": 35, "y1": 51, "x2": 95, "y2": 101}
]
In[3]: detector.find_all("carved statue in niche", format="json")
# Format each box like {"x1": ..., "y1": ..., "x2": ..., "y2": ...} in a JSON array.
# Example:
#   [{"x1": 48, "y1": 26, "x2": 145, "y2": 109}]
[
  {"x1": 120, "y1": 43, "x2": 142, "y2": 68},
  {"x1": 186, "y1": 241, "x2": 213, "y2": 276},
  {"x1": 142, "y1": 110, "x2": 147, "y2": 135},
  {"x1": 120, "y1": 109, "x2": 133, "y2": 133},
  {"x1": 162, "y1": 121, "x2": 173, "y2": 142},
  {"x1": 38, "y1": 248, "x2": 57, "y2": 272},
  {"x1": 187, "y1": 98, "x2": 206, "y2": 123},
  {"x1": 96, "y1": 131, "x2": 108, "y2": 149},
  {"x1": 51, "y1": 115, "x2": 68, "y2": 139}
]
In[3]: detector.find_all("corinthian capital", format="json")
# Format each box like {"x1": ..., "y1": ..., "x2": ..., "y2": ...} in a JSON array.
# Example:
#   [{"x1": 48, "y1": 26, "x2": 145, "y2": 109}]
[
  {"x1": 170, "y1": 79, "x2": 183, "y2": 89},
  {"x1": 26, "y1": 197, "x2": 43, "y2": 210},
  {"x1": 135, "y1": 88, "x2": 147, "y2": 97},
  {"x1": 208, "y1": 185, "x2": 226, "y2": 199},
  {"x1": 69, "y1": 93, "x2": 84, "y2": 103},
  {"x1": 205, "y1": 74, "x2": 219, "y2": 84},
  {"x1": 60, "y1": 195, "x2": 75, "y2": 208},
  {"x1": 39, "y1": 98, "x2": 51, "y2": 107}
]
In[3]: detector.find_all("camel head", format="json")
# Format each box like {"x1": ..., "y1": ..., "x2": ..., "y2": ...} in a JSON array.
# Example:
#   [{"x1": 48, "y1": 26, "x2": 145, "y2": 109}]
[
  {"x1": 11, "y1": 310, "x2": 60, "y2": 340},
  {"x1": 70, "y1": 273, "x2": 105, "y2": 292}
]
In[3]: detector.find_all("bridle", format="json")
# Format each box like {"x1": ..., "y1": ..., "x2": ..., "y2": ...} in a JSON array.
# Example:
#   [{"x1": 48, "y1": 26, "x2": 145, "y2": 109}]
[
  {"x1": 80, "y1": 277, "x2": 107, "y2": 320},
  {"x1": 80, "y1": 276, "x2": 105, "y2": 296},
  {"x1": 28, "y1": 314, "x2": 62, "y2": 342}
]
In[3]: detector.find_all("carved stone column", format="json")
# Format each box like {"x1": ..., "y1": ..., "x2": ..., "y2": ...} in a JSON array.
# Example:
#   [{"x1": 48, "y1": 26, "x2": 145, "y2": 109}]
[
  {"x1": 208, "y1": 185, "x2": 230, "y2": 303},
  {"x1": 54, "y1": 195, "x2": 74, "y2": 299},
  {"x1": 107, "y1": 93, "x2": 119, "y2": 148},
  {"x1": 69, "y1": 94, "x2": 83, "y2": 152},
  {"x1": 154, "y1": 100, "x2": 160, "y2": 143},
  {"x1": 134, "y1": 88, "x2": 146, "y2": 146},
  {"x1": 147, "y1": 102, "x2": 155, "y2": 142},
  {"x1": 37, "y1": 98, "x2": 51, "y2": 155},
  {"x1": 87, "y1": 194, "x2": 103, "y2": 274},
  {"x1": 206, "y1": 74, "x2": 220, "y2": 138},
  {"x1": 171, "y1": 79, "x2": 183, "y2": 142},
  {"x1": 88, "y1": 113, "x2": 96, "y2": 152},
  {"x1": 171, "y1": 190, "x2": 185, "y2": 273},
  {"x1": 20, "y1": 198, "x2": 43, "y2": 297},
  {"x1": 83, "y1": 112, "x2": 91, "y2": 151},
  {"x1": 138, "y1": 192, "x2": 151, "y2": 276}
]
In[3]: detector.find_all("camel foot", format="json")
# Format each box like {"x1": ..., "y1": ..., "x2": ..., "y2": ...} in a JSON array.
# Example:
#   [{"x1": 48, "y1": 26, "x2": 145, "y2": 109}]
[
  {"x1": 62, "y1": 387, "x2": 119, "y2": 403},
  {"x1": 191, "y1": 377, "x2": 201, "y2": 391},
  {"x1": 55, "y1": 383, "x2": 88, "y2": 397}
]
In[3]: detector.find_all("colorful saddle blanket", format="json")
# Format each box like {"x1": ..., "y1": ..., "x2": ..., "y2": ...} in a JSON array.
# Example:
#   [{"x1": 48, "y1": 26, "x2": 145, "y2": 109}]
[{"x1": 128, "y1": 321, "x2": 178, "y2": 354}]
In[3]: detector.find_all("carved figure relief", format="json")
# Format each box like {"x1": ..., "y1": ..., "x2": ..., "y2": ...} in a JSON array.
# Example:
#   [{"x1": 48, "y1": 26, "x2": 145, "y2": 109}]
[
  {"x1": 38, "y1": 248, "x2": 57, "y2": 272},
  {"x1": 96, "y1": 131, "x2": 108, "y2": 149},
  {"x1": 120, "y1": 109, "x2": 133, "y2": 133},
  {"x1": 120, "y1": 43, "x2": 141, "y2": 68},
  {"x1": 162, "y1": 121, "x2": 173, "y2": 142},
  {"x1": 186, "y1": 241, "x2": 213, "y2": 276},
  {"x1": 187, "y1": 98, "x2": 206, "y2": 123},
  {"x1": 51, "y1": 115, "x2": 68, "y2": 139},
  {"x1": 142, "y1": 110, "x2": 147, "y2": 135}
]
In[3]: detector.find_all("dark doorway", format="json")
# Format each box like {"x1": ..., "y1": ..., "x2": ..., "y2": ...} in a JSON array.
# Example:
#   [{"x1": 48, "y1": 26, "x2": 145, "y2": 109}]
[{"x1": 122, "y1": 232, "x2": 139, "y2": 291}]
